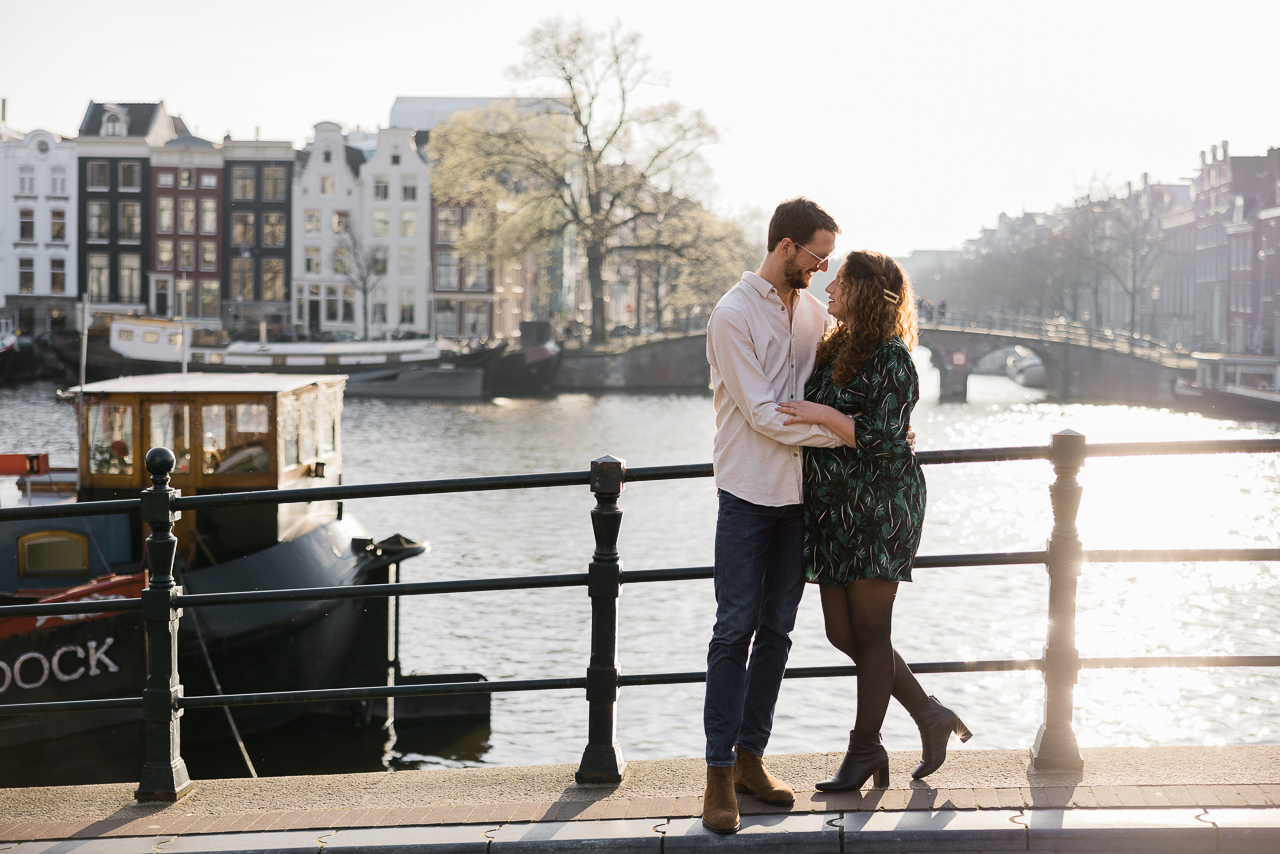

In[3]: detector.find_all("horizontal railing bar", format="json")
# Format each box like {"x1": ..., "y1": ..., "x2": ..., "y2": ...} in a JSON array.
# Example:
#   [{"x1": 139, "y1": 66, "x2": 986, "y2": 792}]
[
  {"x1": 624, "y1": 463, "x2": 714, "y2": 482},
  {"x1": 916, "y1": 446, "x2": 1051, "y2": 464},
  {"x1": 1085, "y1": 439, "x2": 1280, "y2": 458},
  {"x1": 1086, "y1": 548, "x2": 1280, "y2": 563},
  {"x1": 620, "y1": 567, "x2": 713, "y2": 583},
  {"x1": 178, "y1": 676, "x2": 587, "y2": 709},
  {"x1": 0, "y1": 696, "x2": 143, "y2": 716},
  {"x1": 0, "y1": 597, "x2": 142, "y2": 618},
  {"x1": 0, "y1": 498, "x2": 138, "y2": 522},
  {"x1": 174, "y1": 572, "x2": 592, "y2": 608},
  {"x1": 1079, "y1": 655, "x2": 1280, "y2": 669},
  {"x1": 915, "y1": 551, "x2": 1047, "y2": 568}
]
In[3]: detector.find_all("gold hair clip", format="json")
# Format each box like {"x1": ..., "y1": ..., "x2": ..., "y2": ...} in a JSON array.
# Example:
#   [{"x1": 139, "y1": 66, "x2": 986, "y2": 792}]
[{"x1": 882, "y1": 289, "x2": 900, "y2": 305}]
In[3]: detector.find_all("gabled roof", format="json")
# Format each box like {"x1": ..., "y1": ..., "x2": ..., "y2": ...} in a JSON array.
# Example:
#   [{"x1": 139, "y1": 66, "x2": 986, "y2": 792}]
[
  {"x1": 79, "y1": 102, "x2": 160, "y2": 137},
  {"x1": 68, "y1": 372, "x2": 345, "y2": 395},
  {"x1": 164, "y1": 134, "x2": 216, "y2": 149},
  {"x1": 345, "y1": 145, "x2": 366, "y2": 177}
]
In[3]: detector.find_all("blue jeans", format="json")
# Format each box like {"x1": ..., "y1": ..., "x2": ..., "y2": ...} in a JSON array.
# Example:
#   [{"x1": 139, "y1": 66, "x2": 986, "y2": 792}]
[{"x1": 704, "y1": 490, "x2": 806, "y2": 766}]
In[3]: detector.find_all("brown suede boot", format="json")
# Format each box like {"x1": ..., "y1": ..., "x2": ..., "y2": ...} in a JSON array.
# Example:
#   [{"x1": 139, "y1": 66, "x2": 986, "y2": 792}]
[
  {"x1": 734, "y1": 751, "x2": 795, "y2": 806},
  {"x1": 701, "y1": 765, "x2": 740, "y2": 834}
]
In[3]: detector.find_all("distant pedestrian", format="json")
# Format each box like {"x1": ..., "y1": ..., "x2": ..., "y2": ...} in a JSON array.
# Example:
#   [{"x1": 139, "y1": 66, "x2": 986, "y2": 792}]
[{"x1": 938, "y1": 299, "x2": 947, "y2": 320}]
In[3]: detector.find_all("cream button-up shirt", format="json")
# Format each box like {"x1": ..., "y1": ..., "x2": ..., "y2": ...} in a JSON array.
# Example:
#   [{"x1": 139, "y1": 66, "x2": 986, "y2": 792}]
[{"x1": 706, "y1": 271, "x2": 843, "y2": 507}]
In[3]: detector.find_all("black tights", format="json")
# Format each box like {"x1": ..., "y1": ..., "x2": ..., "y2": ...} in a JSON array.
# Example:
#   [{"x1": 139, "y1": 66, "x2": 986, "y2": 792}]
[{"x1": 819, "y1": 580, "x2": 929, "y2": 733}]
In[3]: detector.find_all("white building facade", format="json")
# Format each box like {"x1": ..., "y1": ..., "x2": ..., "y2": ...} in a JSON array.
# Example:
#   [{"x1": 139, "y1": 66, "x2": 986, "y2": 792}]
[
  {"x1": 292, "y1": 122, "x2": 364, "y2": 337},
  {"x1": 1, "y1": 127, "x2": 79, "y2": 334},
  {"x1": 355, "y1": 127, "x2": 432, "y2": 337}
]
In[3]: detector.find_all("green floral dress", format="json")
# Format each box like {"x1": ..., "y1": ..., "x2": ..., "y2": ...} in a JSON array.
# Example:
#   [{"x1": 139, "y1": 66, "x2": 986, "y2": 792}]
[{"x1": 802, "y1": 337, "x2": 925, "y2": 586}]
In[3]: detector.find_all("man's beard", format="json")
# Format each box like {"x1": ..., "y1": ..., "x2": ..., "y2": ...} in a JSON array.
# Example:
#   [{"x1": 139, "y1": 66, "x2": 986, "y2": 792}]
[{"x1": 783, "y1": 256, "x2": 810, "y2": 290}]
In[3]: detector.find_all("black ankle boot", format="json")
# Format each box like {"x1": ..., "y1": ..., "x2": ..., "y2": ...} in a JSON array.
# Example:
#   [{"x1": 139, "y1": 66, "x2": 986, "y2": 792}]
[
  {"x1": 815, "y1": 730, "x2": 889, "y2": 792},
  {"x1": 910, "y1": 695, "x2": 972, "y2": 779}
]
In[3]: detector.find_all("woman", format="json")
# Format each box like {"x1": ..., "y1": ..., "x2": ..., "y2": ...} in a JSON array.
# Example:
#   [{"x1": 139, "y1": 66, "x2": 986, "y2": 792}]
[{"x1": 778, "y1": 250, "x2": 970, "y2": 791}]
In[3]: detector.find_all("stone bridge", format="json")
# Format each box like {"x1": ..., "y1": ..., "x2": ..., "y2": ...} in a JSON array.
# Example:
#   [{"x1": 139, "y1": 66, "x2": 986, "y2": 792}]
[{"x1": 918, "y1": 320, "x2": 1197, "y2": 405}]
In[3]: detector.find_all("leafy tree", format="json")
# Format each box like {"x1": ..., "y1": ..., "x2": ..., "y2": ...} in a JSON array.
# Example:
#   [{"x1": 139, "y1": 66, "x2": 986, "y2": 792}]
[{"x1": 428, "y1": 18, "x2": 718, "y2": 343}]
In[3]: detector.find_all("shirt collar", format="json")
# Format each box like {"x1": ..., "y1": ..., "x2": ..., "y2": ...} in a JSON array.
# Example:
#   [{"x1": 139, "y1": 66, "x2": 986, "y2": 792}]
[{"x1": 742, "y1": 271, "x2": 780, "y2": 300}]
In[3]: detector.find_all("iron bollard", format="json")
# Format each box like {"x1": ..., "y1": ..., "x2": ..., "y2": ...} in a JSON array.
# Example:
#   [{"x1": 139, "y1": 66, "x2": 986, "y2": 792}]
[
  {"x1": 134, "y1": 447, "x2": 194, "y2": 801},
  {"x1": 575, "y1": 455, "x2": 627, "y2": 784},
  {"x1": 1031, "y1": 429, "x2": 1086, "y2": 770}
]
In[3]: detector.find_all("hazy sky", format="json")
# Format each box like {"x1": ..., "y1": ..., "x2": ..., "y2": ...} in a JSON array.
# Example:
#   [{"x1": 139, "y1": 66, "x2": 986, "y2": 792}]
[{"x1": 3, "y1": 0, "x2": 1275, "y2": 257}]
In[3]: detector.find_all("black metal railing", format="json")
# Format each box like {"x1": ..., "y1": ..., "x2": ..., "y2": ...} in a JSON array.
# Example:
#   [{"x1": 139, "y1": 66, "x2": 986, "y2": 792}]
[{"x1": 2, "y1": 432, "x2": 1280, "y2": 799}]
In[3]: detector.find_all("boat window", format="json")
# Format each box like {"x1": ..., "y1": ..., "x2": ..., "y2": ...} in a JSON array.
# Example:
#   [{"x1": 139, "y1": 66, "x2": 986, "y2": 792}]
[
  {"x1": 202, "y1": 403, "x2": 271, "y2": 475},
  {"x1": 149, "y1": 404, "x2": 192, "y2": 474},
  {"x1": 18, "y1": 531, "x2": 89, "y2": 577},
  {"x1": 280, "y1": 396, "x2": 300, "y2": 468},
  {"x1": 300, "y1": 395, "x2": 318, "y2": 463},
  {"x1": 87, "y1": 404, "x2": 134, "y2": 475}
]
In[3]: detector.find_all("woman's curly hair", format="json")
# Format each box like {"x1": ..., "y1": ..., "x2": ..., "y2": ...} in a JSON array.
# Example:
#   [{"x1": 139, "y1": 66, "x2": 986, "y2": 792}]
[{"x1": 816, "y1": 250, "x2": 917, "y2": 387}]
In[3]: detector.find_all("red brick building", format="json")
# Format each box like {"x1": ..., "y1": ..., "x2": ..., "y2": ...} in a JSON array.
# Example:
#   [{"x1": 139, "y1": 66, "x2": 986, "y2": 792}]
[{"x1": 149, "y1": 135, "x2": 223, "y2": 321}]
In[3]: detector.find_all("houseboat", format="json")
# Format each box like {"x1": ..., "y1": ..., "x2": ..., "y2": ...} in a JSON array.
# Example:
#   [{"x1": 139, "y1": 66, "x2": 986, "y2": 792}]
[
  {"x1": 0, "y1": 373, "x2": 424, "y2": 784},
  {"x1": 1174, "y1": 353, "x2": 1280, "y2": 421}
]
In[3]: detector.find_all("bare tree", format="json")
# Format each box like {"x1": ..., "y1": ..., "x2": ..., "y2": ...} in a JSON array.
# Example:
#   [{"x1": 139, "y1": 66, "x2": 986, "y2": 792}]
[
  {"x1": 428, "y1": 18, "x2": 718, "y2": 343},
  {"x1": 337, "y1": 229, "x2": 385, "y2": 341}
]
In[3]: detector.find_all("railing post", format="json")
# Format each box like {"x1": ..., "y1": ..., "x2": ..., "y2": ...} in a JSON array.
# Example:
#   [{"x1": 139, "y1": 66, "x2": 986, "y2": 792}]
[
  {"x1": 134, "y1": 447, "x2": 194, "y2": 801},
  {"x1": 575, "y1": 454, "x2": 627, "y2": 784},
  {"x1": 1031, "y1": 429, "x2": 1086, "y2": 770}
]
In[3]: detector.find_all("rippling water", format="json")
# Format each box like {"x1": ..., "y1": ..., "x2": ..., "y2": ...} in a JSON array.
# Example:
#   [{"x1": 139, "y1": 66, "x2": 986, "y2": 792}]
[{"x1": 3, "y1": 350, "x2": 1278, "y2": 774}]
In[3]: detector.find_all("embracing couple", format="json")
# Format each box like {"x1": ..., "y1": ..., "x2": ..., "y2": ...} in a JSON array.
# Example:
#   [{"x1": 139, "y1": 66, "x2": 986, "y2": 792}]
[{"x1": 700, "y1": 198, "x2": 971, "y2": 834}]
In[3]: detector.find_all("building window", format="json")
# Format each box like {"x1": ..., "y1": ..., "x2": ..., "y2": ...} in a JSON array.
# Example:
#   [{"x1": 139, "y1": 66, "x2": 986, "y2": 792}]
[
  {"x1": 178, "y1": 198, "x2": 195, "y2": 234},
  {"x1": 157, "y1": 170, "x2": 175, "y2": 188},
  {"x1": 19, "y1": 208, "x2": 34, "y2": 241},
  {"x1": 119, "y1": 202, "x2": 142, "y2": 240},
  {"x1": 200, "y1": 173, "x2": 218, "y2": 189},
  {"x1": 175, "y1": 279, "x2": 194, "y2": 317},
  {"x1": 372, "y1": 209, "x2": 389, "y2": 237},
  {"x1": 200, "y1": 199, "x2": 217, "y2": 234},
  {"x1": 232, "y1": 257, "x2": 255, "y2": 301},
  {"x1": 401, "y1": 210, "x2": 417, "y2": 238},
  {"x1": 436, "y1": 299, "x2": 458, "y2": 337},
  {"x1": 157, "y1": 197, "x2": 174, "y2": 233},
  {"x1": 374, "y1": 178, "x2": 389, "y2": 200},
  {"x1": 342, "y1": 286, "x2": 355, "y2": 323},
  {"x1": 399, "y1": 246, "x2": 415, "y2": 275},
  {"x1": 333, "y1": 247, "x2": 350, "y2": 275},
  {"x1": 263, "y1": 166, "x2": 286, "y2": 201},
  {"x1": 88, "y1": 201, "x2": 109, "y2": 239},
  {"x1": 371, "y1": 288, "x2": 387, "y2": 324},
  {"x1": 333, "y1": 211, "x2": 350, "y2": 234},
  {"x1": 88, "y1": 254, "x2": 110, "y2": 300},
  {"x1": 399, "y1": 288, "x2": 415, "y2": 324},
  {"x1": 325, "y1": 285, "x2": 339, "y2": 321},
  {"x1": 157, "y1": 240, "x2": 174, "y2": 270},
  {"x1": 179, "y1": 241, "x2": 195, "y2": 270},
  {"x1": 18, "y1": 167, "x2": 35, "y2": 195},
  {"x1": 50, "y1": 168, "x2": 67, "y2": 196},
  {"x1": 201, "y1": 279, "x2": 219, "y2": 318},
  {"x1": 120, "y1": 254, "x2": 142, "y2": 302},
  {"x1": 154, "y1": 280, "x2": 170, "y2": 317},
  {"x1": 263, "y1": 258, "x2": 285, "y2": 301},
  {"x1": 320, "y1": 176, "x2": 335, "y2": 195},
  {"x1": 119, "y1": 162, "x2": 141, "y2": 191},
  {"x1": 436, "y1": 251, "x2": 458, "y2": 290},
  {"x1": 19, "y1": 259, "x2": 34, "y2": 293},
  {"x1": 463, "y1": 300, "x2": 490, "y2": 337},
  {"x1": 323, "y1": 150, "x2": 332, "y2": 164},
  {"x1": 391, "y1": 154, "x2": 401, "y2": 166},
  {"x1": 103, "y1": 114, "x2": 124, "y2": 136},
  {"x1": 180, "y1": 168, "x2": 194, "y2": 189},
  {"x1": 87, "y1": 161, "x2": 109, "y2": 190},
  {"x1": 50, "y1": 258, "x2": 65, "y2": 294},
  {"x1": 50, "y1": 210, "x2": 66, "y2": 241},
  {"x1": 233, "y1": 166, "x2": 255, "y2": 200},
  {"x1": 464, "y1": 256, "x2": 488, "y2": 291},
  {"x1": 305, "y1": 247, "x2": 321, "y2": 273},
  {"x1": 262, "y1": 213, "x2": 285, "y2": 246},
  {"x1": 437, "y1": 207, "x2": 460, "y2": 243},
  {"x1": 373, "y1": 247, "x2": 388, "y2": 275},
  {"x1": 305, "y1": 209, "x2": 320, "y2": 233},
  {"x1": 402, "y1": 180, "x2": 417, "y2": 201},
  {"x1": 200, "y1": 241, "x2": 217, "y2": 271},
  {"x1": 232, "y1": 212, "x2": 255, "y2": 245}
]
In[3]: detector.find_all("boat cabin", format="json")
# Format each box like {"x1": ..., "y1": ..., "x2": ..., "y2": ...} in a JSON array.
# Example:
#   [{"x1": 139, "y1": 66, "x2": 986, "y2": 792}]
[{"x1": 65, "y1": 372, "x2": 346, "y2": 569}]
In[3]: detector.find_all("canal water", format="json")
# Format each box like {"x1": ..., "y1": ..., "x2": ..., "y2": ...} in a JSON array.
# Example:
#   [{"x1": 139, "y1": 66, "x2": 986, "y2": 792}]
[{"x1": 2, "y1": 348, "x2": 1278, "y2": 779}]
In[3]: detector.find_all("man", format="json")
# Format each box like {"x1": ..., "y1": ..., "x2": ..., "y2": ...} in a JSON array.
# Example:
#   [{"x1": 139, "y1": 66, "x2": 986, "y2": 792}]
[{"x1": 701, "y1": 197, "x2": 845, "y2": 834}]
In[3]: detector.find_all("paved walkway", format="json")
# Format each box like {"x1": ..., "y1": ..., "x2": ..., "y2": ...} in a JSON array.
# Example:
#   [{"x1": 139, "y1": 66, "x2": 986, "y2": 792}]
[{"x1": 2, "y1": 746, "x2": 1279, "y2": 851}]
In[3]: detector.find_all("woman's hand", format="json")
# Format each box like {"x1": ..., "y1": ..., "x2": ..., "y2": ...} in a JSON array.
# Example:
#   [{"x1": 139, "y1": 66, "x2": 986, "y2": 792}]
[{"x1": 777, "y1": 400, "x2": 851, "y2": 428}]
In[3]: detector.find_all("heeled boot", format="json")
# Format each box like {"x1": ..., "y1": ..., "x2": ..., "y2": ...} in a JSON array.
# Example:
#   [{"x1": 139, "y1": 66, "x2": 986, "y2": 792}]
[
  {"x1": 815, "y1": 730, "x2": 889, "y2": 792},
  {"x1": 910, "y1": 695, "x2": 973, "y2": 779},
  {"x1": 701, "y1": 765, "x2": 740, "y2": 834},
  {"x1": 734, "y1": 751, "x2": 795, "y2": 806}
]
